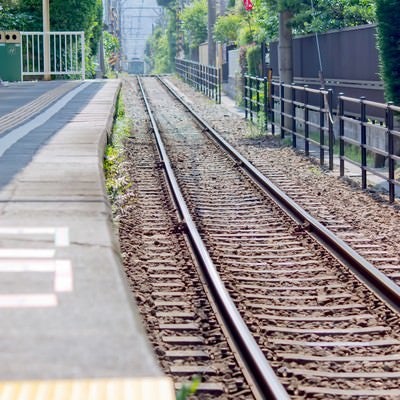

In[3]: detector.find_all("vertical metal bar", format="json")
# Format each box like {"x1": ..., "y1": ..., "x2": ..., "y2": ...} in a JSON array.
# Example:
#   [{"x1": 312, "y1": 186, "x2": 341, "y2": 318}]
[
  {"x1": 31, "y1": 35, "x2": 35, "y2": 73},
  {"x1": 319, "y1": 89, "x2": 325, "y2": 166},
  {"x1": 291, "y1": 84, "x2": 296, "y2": 148},
  {"x1": 21, "y1": 34, "x2": 25, "y2": 79},
  {"x1": 328, "y1": 89, "x2": 334, "y2": 170},
  {"x1": 213, "y1": 67, "x2": 216, "y2": 101},
  {"x1": 64, "y1": 34, "x2": 67, "y2": 72},
  {"x1": 263, "y1": 77, "x2": 268, "y2": 132},
  {"x1": 70, "y1": 34, "x2": 73, "y2": 71},
  {"x1": 387, "y1": 103, "x2": 395, "y2": 202},
  {"x1": 39, "y1": 34, "x2": 43, "y2": 72},
  {"x1": 304, "y1": 85, "x2": 309, "y2": 156},
  {"x1": 244, "y1": 75, "x2": 248, "y2": 120},
  {"x1": 339, "y1": 94, "x2": 345, "y2": 177},
  {"x1": 271, "y1": 82, "x2": 275, "y2": 135},
  {"x1": 280, "y1": 83, "x2": 285, "y2": 139},
  {"x1": 256, "y1": 78, "x2": 260, "y2": 125},
  {"x1": 81, "y1": 33, "x2": 85, "y2": 79},
  {"x1": 24, "y1": 34, "x2": 28, "y2": 74},
  {"x1": 218, "y1": 67, "x2": 221, "y2": 104},
  {"x1": 249, "y1": 77, "x2": 253, "y2": 123},
  {"x1": 59, "y1": 34, "x2": 62, "y2": 72},
  {"x1": 75, "y1": 35, "x2": 78, "y2": 70},
  {"x1": 54, "y1": 34, "x2": 57, "y2": 73},
  {"x1": 360, "y1": 96, "x2": 367, "y2": 190}
]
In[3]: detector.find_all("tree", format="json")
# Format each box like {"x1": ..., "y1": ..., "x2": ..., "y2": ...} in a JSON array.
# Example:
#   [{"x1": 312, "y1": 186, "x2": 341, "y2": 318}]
[
  {"x1": 180, "y1": 0, "x2": 208, "y2": 53},
  {"x1": 145, "y1": 26, "x2": 171, "y2": 73},
  {"x1": 12, "y1": 0, "x2": 103, "y2": 77},
  {"x1": 375, "y1": 0, "x2": 400, "y2": 105},
  {"x1": 214, "y1": 13, "x2": 242, "y2": 43}
]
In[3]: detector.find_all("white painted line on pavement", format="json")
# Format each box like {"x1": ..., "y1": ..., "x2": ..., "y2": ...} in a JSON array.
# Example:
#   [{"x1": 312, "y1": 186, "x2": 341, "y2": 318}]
[
  {"x1": 54, "y1": 260, "x2": 73, "y2": 292},
  {"x1": 0, "y1": 294, "x2": 57, "y2": 308},
  {"x1": 0, "y1": 82, "x2": 92, "y2": 158},
  {"x1": 0, "y1": 259, "x2": 56, "y2": 272},
  {"x1": 0, "y1": 226, "x2": 70, "y2": 246},
  {"x1": 55, "y1": 227, "x2": 70, "y2": 247},
  {"x1": 0, "y1": 249, "x2": 55, "y2": 258}
]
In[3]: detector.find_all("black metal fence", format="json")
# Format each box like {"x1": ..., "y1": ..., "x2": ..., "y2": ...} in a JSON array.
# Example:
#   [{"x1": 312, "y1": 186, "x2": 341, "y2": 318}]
[
  {"x1": 243, "y1": 75, "x2": 269, "y2": 132},
  {"x1": 338, "y1": 96, "x2": 400, "y2": 202},
  {"x1": 243, "y1": 76, "x2": 400, "y2": 202},
  {"x1": 270, "y1": 81, "x2": 334, "y2": 170},
  {"x1": 175, "y1": 58, "x2": 222, "y2": 104}
]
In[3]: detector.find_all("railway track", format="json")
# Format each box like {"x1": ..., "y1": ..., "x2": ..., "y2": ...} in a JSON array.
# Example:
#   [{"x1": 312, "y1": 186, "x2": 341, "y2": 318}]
[
  {"x1": 117, "y1": 75, "x2": 400, "y2": 399},
  {"x1": 167, "y1": 76, "x2": 400, "y2": 287}
]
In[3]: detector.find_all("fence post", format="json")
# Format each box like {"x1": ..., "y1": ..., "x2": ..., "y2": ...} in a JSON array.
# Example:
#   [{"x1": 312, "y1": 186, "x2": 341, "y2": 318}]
[
  {"x1": 271, "y1": 82, "x2": 275, "y2": 135},
  {"x1": 339, "y1": 93, "x2": 345, "y2": 177},
  {"x1": 291, "y1": 84, "x2": 296, "y2": 148},
  {"x1": 249, "y1": 77, "x2": 253, "y2": 123},
  {"x1": 387, "y1": 102, "x2": 395, "y2": 202},
  {"x1": 280, "y1": 82, "x2": 285, "y2": 139},
  {"x1": 244, "y1": 75, "x2": 248, "y2": 120},
  {"x1": 263, "y1": 77, "x2": 268, "y2": 132},
  {"x1": 304, "y1": 85, "x2": 309, "y2": 156},
  {"x1": 360, "y1": 96, "x2": 367, "y2": 190},
  {"x1": 328, "y1": 89, "x2": 334, "y2": 170},
  {"x1": 319, "y1": 89, "x2": 325, "y2": 166},
  {"x1": 214, "y1": 67, "x2": 217, "y2": 102},
  {"x1": 218, "y1": 67, "x2": 222, "y2": 104},
  {"x1": 256, "y1": 77, "x2": 260, "y2": 126}
]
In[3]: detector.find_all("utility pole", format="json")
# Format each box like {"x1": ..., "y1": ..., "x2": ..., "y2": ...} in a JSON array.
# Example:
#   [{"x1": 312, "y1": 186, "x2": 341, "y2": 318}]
[
  {"x1": 278, "y1": 10, "x2": 293, "y2": 85},
  {"x1": 43, "y1": 0, "x2": 50, "y2": 80},
  {"x1": 207, "y1": 0, "x2": 216, "y2": 66},
  {"x1": 278, "y1": 10, "x2": 293, "y2": 129}
]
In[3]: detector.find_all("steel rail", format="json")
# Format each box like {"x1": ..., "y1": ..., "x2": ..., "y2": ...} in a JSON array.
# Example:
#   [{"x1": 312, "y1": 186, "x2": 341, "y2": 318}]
[
  {"x1": 157, "y1": 76, "x2": 400, "y2": 315},
  {"x1": 137, "y1": 76, "x2": 290, "y2": 400}
]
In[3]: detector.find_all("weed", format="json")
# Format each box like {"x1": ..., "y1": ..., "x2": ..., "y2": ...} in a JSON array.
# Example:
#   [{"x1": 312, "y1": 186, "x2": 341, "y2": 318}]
[
  {"x1": 104, "y1": 93, "x2": 132, "y2": 203},
  {"x1": 176, "y1": 376, "x2": 200, "y2": 400}
]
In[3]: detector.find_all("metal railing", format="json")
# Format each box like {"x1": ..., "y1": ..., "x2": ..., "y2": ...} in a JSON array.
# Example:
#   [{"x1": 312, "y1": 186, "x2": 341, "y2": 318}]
[
  {"x1": 338, "y1": 96, "x2": 400, "y2": 202},
  {"x1": 175, "y1": 58, "x2": 221, "y2": 104},
  {"x1": 21, "y1": 32, "x2": 85, "y2": 80},
  {"x1": 270, "y1": 81, "x2": 334, "y2": 170},
  {"x1": 242, "y1": 75, "x2": 399, "y2": 202},
  {"x1": 244, "y1": 75, "x2": 269, "y2": 132}
]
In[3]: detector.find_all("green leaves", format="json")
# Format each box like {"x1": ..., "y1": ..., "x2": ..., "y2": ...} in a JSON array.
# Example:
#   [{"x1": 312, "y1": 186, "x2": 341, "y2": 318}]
[
  {"x1": 180, "y1": 0, "x2": 208, "y2": 49},
  {"x1": 176, "y1": 376, "x2": 200, "y2": 400},
  {"x1": 214, "y1": 13, "x2": 242, "y2": 43},
  {"x1": 375, "y1": 0, "x2": 400, "y2": 104}
]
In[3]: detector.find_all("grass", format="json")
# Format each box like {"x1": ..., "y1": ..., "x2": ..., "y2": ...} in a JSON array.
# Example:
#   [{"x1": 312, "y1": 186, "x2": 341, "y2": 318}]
[
  {"x1": 103, "y1": 93, "x2": 132, "y2": 203},
  {"x1": 281, "y1": 129, "x2": 376, "y2": 166},
  {"x1": 176, "y1": 376, "x2": 200, "y2": 400}
]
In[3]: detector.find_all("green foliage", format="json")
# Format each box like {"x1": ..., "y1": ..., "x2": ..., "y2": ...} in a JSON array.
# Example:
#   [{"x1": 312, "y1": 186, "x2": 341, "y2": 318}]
[
  {"x1": 246, "y1": 45, "x2": 262, "y2": 75},
  {"x1": 217, "y1": 0, "x2": 377, "y2": 44},
  {"x1": 290, "y1": 0, "x2": 376, "y2": 34},
  {"x1": 176, "y1": 376, "x2": 200, "y2": 400},
  {"x1": 104, "y1": 95, "x2": 132, "y2": 202},
  {"x1": 180, "y1": 0, "x2": 208, "y2": 49},
  {"x1": 1, "y1": 0, "x2": 103, "y2": 78},
  {"x1": 214, "y1": 13, "x2": 242, "y2": 43},
  {"x1": 103, "y1": 31, "x2": 120, "y2": 77},
  {"x1": 375, "y1": 0, "x2": 400, "y2": 104},
  {"x1": 0, "y1": 1, "x2": 39, "y2": 30},
  {"x1": 145, "y1": 26, "x2": 173, "y2": 73},
  {"x1": 103, "y1": 31, "x2": 120, "y2": 58}
]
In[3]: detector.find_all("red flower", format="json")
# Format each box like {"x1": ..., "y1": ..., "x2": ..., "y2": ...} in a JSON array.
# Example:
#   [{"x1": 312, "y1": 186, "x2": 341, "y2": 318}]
[{"x1": 243, "y1": 0, "x2": 253, "y2": 11}]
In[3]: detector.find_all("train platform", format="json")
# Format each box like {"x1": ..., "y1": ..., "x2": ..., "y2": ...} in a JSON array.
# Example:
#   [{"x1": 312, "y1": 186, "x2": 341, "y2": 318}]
[{"x1": 0, "y1": 80, "x2": 174, "y2": 399}]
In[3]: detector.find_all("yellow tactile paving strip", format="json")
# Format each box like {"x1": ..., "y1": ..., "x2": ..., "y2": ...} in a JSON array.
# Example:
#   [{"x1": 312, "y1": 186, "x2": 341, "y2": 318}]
[{"x1": 0, "y1": 377, "x2": 175, "y2": 400}]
